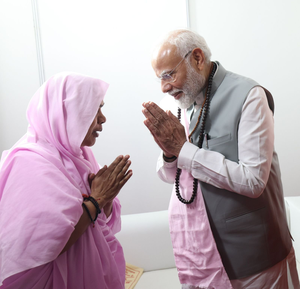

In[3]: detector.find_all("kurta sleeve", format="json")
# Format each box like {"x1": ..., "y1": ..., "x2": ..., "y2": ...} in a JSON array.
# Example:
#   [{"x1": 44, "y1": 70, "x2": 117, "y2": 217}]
[
  {"x1": 174, "y1": 86, "x2": 274, "y2": 198},
  {"x1": 156, "y1": 151, "x2": 178, "y2": 184}
]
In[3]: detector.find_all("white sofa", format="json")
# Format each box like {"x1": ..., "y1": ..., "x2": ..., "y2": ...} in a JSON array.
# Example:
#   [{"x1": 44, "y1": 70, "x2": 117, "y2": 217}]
[
  {"x1": 285, "y1": 197, "x2": 300, "y2": 275},
  {"x1": 116, "y1": 197, "x2": 300, "y2": 289}
]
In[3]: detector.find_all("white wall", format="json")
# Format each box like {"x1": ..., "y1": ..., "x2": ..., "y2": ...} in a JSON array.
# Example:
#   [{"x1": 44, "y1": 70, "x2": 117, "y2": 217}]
[
  {"x1": 0, "y1": 0, "x2": 40, "y2": 150},
  {"x1": 0, "y1": 0, "x2": 299, "y2": 216},
  {"x1": 0, "y1": 0, "x2": 187, "y2": 215},
  {"x1": 189, "y1": 0, "x2": 300, "y2": 198}
]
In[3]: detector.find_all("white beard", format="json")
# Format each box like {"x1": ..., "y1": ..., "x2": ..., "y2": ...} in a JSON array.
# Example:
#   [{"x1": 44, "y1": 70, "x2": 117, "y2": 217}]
[{"x1": 170, "y1": 63, "x2": 206, "y2": 109}]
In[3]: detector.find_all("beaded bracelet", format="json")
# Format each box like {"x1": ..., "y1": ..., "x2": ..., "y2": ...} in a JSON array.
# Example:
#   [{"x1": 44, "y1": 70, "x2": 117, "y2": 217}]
[
  {"x1": 82, "y1": 202, "x2": 95, "y2": 227},
  {"x1": 82, "y1": 194, "x2": 102, "y2": 227}
]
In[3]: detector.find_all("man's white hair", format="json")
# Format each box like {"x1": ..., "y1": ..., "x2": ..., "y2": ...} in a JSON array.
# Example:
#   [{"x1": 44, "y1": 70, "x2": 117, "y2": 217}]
[{"x1": 164, "y1": 29, "x2": 212, "y2": 64}]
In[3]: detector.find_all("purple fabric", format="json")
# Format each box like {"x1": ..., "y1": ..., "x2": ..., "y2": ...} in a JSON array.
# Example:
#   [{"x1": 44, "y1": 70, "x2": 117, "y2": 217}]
[
  {"x1": 0, "y1": 72, "x2": 125, "y2": 288},
  {"x1": 168, "y1": 109, "x2": 232, "y2": 288}
]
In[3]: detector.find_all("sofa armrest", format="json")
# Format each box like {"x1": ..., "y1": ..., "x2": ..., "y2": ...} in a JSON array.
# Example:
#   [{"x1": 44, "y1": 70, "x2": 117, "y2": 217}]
[
  {"x1": 285, "y1": 196, "x2": 300, "y2": 267},
  {"x1": 116, "y1": 210, "x2": 175, "y2": 272}
]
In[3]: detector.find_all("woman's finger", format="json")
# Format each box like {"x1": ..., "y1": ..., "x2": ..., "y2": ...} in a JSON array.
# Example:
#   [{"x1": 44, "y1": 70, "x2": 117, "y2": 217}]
[
  {"x1": 88, "y1": 173, "x2": 96, "y2": 187},
  {"x1": 110, "y1": 155, "x2": 130, "y2": 176},
  {"x1": 106, "y1": 155, "x2": 127, "y2": 175},
  {"x1": 95, "y1": 165, "x2": 107, "y2": 177},
  {"x1": 120, "y1": 160, "x2": 132, "y2": 176},
  {"x1": 113, "y1": 161, "x2": 131, "y2": 183},
  {"x1": 118, "y1": 170, "x2": 133, "y2": 187}
]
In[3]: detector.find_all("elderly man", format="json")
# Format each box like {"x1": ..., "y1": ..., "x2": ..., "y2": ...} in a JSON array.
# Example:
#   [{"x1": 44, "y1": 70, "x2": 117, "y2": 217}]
[{"x1": 142, "y1": 29, "x2": 299, "y2": 289}]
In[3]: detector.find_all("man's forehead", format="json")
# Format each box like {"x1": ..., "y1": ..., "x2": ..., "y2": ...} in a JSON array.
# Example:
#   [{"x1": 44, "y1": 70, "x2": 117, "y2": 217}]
[{"x1": 152, "y1": 44, "x2": 181, "y2": 72}]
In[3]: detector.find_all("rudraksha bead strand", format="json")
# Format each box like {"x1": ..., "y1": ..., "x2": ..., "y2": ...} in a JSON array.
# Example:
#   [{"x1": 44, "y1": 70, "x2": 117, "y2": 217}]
[{"x1": 175, "y1": 62, "x2": 217, "y2": 205}]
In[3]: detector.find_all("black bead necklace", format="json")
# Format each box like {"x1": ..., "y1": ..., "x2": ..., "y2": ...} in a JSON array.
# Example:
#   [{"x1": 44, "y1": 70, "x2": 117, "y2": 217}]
[{"x1": 175, "y1": 62, "x2": 217, "y2": 204}]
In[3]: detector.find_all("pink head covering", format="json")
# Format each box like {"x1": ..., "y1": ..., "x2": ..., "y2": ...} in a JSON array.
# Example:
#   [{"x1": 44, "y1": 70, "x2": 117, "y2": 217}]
[
  {"x1": 26, "y1": 72, "x2": 108, "y2": 155},
  {"x1": 0, "y1": 72, "x2": 111, "y2": 285}
]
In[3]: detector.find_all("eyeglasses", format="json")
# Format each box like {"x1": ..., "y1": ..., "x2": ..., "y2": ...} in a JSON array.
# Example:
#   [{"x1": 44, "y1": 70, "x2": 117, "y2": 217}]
[{"x1": 157, "y1": 50, "x2": 192, "y2": 83}]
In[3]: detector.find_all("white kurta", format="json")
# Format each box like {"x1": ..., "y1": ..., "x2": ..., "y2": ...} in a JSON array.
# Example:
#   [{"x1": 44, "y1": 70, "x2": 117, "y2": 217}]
[{"x1": 157, "y1": 86, "x2": 300, "y2": 288}]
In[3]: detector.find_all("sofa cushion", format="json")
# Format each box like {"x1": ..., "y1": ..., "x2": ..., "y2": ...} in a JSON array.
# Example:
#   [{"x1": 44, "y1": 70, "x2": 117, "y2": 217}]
[
  {"x1": 285, "y1": 196, "x2": 300, "y2": 275},
  {"x1": 116, "y1": 210, "x2": 176, "y2": 272},
  {"x1": 134, "y1": 268, "x2": 180, "y2": 289}
]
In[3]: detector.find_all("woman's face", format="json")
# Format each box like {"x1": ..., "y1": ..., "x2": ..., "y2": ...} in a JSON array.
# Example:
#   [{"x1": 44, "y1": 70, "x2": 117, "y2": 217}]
[{"x1": 81, "y1": 101, "x2": 106, "y2": 147}]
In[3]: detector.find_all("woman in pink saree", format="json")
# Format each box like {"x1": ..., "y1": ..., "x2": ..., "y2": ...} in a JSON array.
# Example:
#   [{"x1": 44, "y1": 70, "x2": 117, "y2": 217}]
[{"x1": 0, "y1": 72, "x2": 132, "y2": 289}]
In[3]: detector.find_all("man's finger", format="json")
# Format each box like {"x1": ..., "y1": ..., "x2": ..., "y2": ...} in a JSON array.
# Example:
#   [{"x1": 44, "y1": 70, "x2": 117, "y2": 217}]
[
  {"x1": 142, "y1": 109, "x2": 158, "y2": 127},
  {"x1": 143, "y1": 102, "x2": 168, "y2": 120},
  {"x1": 167, "y1": 110, "x2": 181, "y2": 124},
  {"x1": 143, "y1": 119, "x2": 162, "y2": 138}
]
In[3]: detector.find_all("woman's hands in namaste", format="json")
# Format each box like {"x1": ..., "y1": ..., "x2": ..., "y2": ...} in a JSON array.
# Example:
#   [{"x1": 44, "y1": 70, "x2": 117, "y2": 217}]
[
  {"x1": 89, "y1": 155, "x2": 132, "y2": 212},
  {"x1": 60, "y1": 156, "x2": 132, "y2": 253}
]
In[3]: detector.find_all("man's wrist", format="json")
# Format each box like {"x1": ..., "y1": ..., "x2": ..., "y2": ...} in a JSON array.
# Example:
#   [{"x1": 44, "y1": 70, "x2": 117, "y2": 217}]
[{"x1": 163, "y1": 154, "x2": 177, "y2": 162}]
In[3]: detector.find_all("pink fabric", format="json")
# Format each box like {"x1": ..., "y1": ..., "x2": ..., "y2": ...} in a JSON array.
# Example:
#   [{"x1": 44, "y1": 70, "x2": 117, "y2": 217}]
[
  {"x1": 168, "y1": 109, "x2": 232, "y2": 289},
  {"x1": 0, "y1": 72, "x2": 125, "y2": 288}
]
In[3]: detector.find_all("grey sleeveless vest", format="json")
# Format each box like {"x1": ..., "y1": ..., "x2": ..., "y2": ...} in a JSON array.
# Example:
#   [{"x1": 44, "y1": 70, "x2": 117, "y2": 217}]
[{"x1": 189, "y1": 62, "x2": 292, "y2": 280}]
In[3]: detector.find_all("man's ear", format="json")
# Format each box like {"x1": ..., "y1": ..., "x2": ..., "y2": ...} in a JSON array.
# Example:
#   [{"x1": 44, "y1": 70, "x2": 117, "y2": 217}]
[{"x1": 191, "y1": 48, "x2": 206, "y2": 71}]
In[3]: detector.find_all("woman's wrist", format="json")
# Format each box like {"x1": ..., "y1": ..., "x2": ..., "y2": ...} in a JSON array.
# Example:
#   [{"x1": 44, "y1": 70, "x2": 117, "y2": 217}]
[
  {"x1": 103, "y1": 201, "x2": 113, "y2": 218},
  {"x1": 82, "y1": 194, "x2": 102, "y2": 227},
  {"x1": 83, "y1": 200, "x2": 97, "y2": 221},
  {"x1": 89, "y1": 191, "x2": 107, "y2": 209},
  {"x1": 95, "y1": 197, "x2": 106, "y2": 209}
]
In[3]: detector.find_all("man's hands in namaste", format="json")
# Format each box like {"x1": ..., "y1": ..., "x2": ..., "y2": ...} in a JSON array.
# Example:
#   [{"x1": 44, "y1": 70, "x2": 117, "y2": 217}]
[{"x1": 142, "y1": 101, "x2": 186, "y2": 158}]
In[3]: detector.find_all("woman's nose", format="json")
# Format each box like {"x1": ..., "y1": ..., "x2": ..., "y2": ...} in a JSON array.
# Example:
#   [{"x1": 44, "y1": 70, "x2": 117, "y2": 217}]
[{"x1": 98, "y1": 112, "x2": 106, "y2": 124}]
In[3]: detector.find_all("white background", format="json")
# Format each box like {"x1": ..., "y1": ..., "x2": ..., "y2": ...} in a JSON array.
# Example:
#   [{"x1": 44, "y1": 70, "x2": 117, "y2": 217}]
[
  {"x1": 189, "y1": 0, "x2": 300, "y2": 204},
  {"x1": 0, "y1": 0, "x2": 299, "y2": 215}
]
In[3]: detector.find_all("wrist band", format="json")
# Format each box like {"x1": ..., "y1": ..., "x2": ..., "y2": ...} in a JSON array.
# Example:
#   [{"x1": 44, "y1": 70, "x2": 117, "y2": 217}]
[
  {"x1": 82, "y1": 194, "x2": 102, "y2": 227},
  {"x1": 163, "y1": 154, "x2": 177, "y2": 162},
  {"x1": 82, "y1": 202, "x2": 95, "y2": 227}
]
